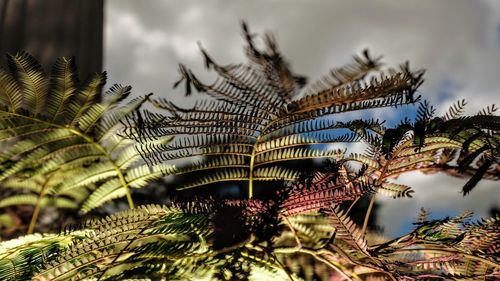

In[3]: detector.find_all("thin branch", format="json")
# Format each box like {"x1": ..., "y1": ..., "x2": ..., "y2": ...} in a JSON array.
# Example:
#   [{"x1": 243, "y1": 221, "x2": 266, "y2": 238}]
[{"x1": 361, "y1": 194, "x2": 376, "y2": 235}]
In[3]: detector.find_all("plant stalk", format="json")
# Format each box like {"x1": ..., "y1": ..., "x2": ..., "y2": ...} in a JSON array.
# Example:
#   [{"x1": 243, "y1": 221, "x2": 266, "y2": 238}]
[
  {"x1": 28, "y1": 174, "x2": 53, "y2": 234},
  {"x1": 248, "y1": 136, "x2": 260, "y2": 198},
  {"x1": 361, "y1": 194, "x2": 376, "y2": 235}
]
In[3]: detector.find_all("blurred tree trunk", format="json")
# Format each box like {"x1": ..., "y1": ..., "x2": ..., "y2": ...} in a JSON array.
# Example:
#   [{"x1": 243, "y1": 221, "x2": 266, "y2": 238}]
[{"x1": 0, "y1": 0, "x2": 103, "y2": 80}]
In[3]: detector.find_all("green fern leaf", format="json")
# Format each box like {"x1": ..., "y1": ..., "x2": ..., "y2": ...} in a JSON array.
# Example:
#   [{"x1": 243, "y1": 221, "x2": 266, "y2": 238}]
[{"x1": 0, "y1": 55, "x2": 170, "y2": 230}]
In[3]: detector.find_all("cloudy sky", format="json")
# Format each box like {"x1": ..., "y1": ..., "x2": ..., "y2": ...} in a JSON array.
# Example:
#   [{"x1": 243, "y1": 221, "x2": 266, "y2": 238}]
[{"x1": 104, "y1": 0, "x2": 499, "y2": 237}]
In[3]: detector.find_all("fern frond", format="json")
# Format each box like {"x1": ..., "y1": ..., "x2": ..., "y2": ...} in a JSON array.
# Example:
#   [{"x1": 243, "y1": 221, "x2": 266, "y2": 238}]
[
  {"x1": 0, "y1": 66, "x2": 23, "y2": 112},
  {"x1": 326, "y1": 206, "x2": 369, "y2": 256},
  {"x1": 304, "y1": 49, "x2": 382, "y2": 96},
  {"x1": 47, "y1": 57, "x2": 78, "y2": 121},
  {"x1": 345, "y1": 153, "x2": 380, "y2": 169},
  {"x1": 176, "y1": 155, "x2": 247, "y2": 175},
  {"x1": 281, "y1": 168, "x2": 373, "y2": 216},
  {"x1": 443, "y1": 99, "x2": 467, "y2": 121},
  {"x1": 241, "y1": 22, "x2": 306, "y2": 103},
  {"x1": 76, "y1": 84, "x2": 130, "y2": 133},
  {"x1": 97, "y1": 94, "x2": 151, "y2": 141},
  {"x1": 257, "y1": 133, "x2": 359, "y2": 153},
  {"x1": 34, "y1": 145, "x2": 103, "y2": 174},
  {"x1": 0, "y1": 54, "x2": 166, "y2": 220},
  {"x1": 459, "y1": 215, "x2": 499, "y2": 255},
  {"x1": 6, "y1": 52, "x2": 48, "y2": 115},
  {"x1": 373, "y1": 212, "x2": 500, "y2": 279},
  {"x1": 286, "y1": 213, "x2": 335, "y2": 245},
  {"x1": 33, "y1": 205, "x2": 175, "y2": 280},
  {"x1": 286, "y1": 67, "x2": 423, "y2": 117},
  {"x1": 66, "y1": 72, "x2": 106, "y2": 125},
  {"x1": 0, "y1": 129, "x2": 74, "y2": 165},
  {"x1": 1, "y1": 174, "x2": 90, "y2": 204},
  {"x1": 1, "y1": 22, "x2": 499, "y2": 281},
  {"x1": 1, "y1": 176, "x2": 45, "y2": 193},
  {"x1": 59, "y1": 162, "x2": 116, "y2": 190},
  {"x1": 477, "y1": 104, "x2": 498, "y2": 116},
  {"x1": 81, "y1": 164, "x2": 174, "y2": 213},
  {"x1": 254, "y1": 147, "x2": 344, "y2": 166},
  {"x1": 0, "y1": 194, "x2": 78, "y2": 209},
  {"x1": 0, "y1": 233, "x2": 86, "y2": 281},
  {"x1": 151, "y1": 143, "x2": 253, "y2": 162},
  {"x1": 1, "y1": 204, "x2": 498, "y2": 280},
  {"x1": 262, "y1": 118, "x2": 383, "y2": 141},
  {"x1": 126, "y1": 23, "x2": 424, "y2": 197},
  {"x1": 115, "y1": 136, "x2": 173, "y2": 169},
  {"x1": 253, "y1": 166, "x2": 299, "y2": 181},
  {"x1": 416, "y1": 100, "x2": 435, "y2": 122},
  {"x1": 377, "y1": 182, "x2": 414, "y2": 198},
  {"x1": 0, "y1": 147, "x2": 50, "y2": 181},
  {"x1": 177, "y1": 168, "x2": 250, "y2": 190}
]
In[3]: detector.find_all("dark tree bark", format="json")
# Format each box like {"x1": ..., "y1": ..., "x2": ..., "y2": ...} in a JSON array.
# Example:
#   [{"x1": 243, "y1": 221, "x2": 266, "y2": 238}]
[{"x1": 0, "y1": 0, "x2": 103, "y2": 80}]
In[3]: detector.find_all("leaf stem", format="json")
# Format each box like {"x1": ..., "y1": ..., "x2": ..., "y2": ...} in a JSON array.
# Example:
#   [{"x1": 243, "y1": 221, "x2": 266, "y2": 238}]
[
  {"x1": 283, "y1": 216, "x2": 302, "y2": 248},
  {"x1": 248, "y1": 135, "x2": 260, "y2": 198},
  {"x1": 274, "y1": 246, "x2": 361, "y2": 281},
  {"x1": 361, "y1": 194, "x2": 375, "y2": 235},
  {"x1": 68, "y1": 128, "x2": 134, "y2": 209},
  {"x1": 28, "y1": 174, "x2": 54, "y2": 234},
  {"x1": 346, "y1": 197, "x2": 360, "y2": 215}
]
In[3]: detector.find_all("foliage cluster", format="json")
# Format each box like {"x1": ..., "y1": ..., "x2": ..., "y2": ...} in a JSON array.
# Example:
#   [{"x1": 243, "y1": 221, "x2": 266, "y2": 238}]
[{"x1": 0, "y1": 23, "x2": 498, "y2": 280}]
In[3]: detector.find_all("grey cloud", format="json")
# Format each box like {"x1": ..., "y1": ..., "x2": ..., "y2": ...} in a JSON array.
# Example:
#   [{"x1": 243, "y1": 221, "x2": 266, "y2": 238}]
[{"x1": 106, "y1": 0, "x2": 500, "y2": 109}]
